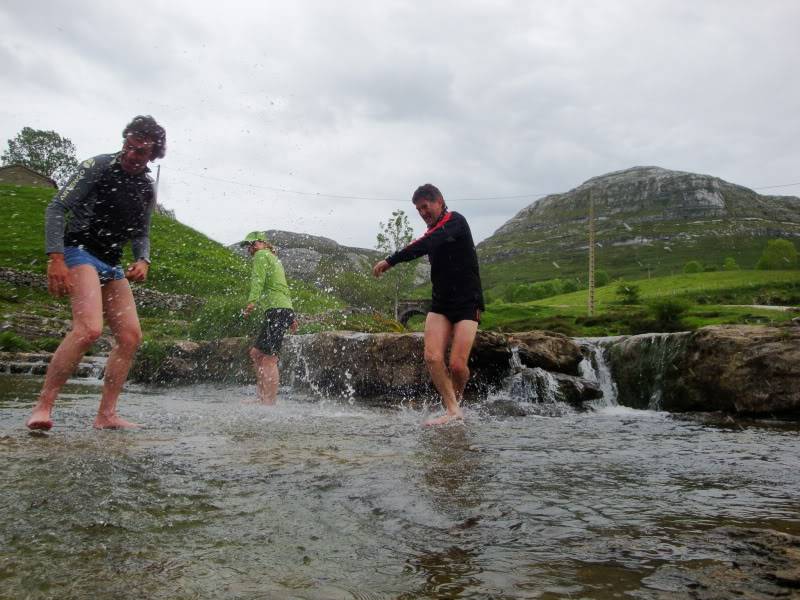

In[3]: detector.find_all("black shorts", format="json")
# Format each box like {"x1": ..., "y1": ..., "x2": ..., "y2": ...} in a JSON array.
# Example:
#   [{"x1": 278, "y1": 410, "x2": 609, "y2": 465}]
[
  {"x1": 430, "y1": 304, "x2": 481, "y2": 325},
  {"x1": 254, "y1": 308, "x2": 295, "y2": 355}
]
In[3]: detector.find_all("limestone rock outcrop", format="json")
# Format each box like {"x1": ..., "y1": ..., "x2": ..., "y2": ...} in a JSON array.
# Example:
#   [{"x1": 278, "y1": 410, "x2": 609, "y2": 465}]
[{"x1": 607, "y1": 325, "x2": 800, "y2": 415}]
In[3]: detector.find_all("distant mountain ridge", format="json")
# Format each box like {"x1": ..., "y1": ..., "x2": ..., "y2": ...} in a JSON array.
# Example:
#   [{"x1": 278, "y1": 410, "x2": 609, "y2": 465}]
[
  {"x1": 477, "y1": 166, "x2": 800, "y2": 290},
  {"x1": 228, "y1": 230, "x2": 430, "y2": 286}
]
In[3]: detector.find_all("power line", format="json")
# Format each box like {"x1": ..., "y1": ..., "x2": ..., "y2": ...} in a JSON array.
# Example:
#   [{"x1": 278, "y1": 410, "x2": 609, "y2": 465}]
[
  {"x1": 172, "y1": 167, "x2": 551, "y2": 202},
  {"x1": 753, "y1": 181, "x2": 800, "y2": 190},
  {"x1": 170, "y1": 166, "x2": 800, "y2": 203}
]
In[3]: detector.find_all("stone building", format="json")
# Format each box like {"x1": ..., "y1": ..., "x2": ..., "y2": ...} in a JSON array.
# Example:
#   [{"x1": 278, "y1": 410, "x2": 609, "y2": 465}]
[{"x1": 0, "y1": 164, "x2": 58, "y2": 189}]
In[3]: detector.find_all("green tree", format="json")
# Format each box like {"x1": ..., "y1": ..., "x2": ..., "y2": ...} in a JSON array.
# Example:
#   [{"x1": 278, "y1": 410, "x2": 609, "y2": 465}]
[
  {"x1": 2, "y1": 127, "x2": 78, "y2": 187},
  {"x1": 722, "y1": 257, "x2": 740, "y2": 271},
  {"x1": 756, "y1": 239, "x2": 799, "y2": 270},
  {"x1": 376, "y1": 209, "x2": 415, "y2": 320},
  {"x1": 683, "y1": 260, "x2": 703, "y2": 274}
]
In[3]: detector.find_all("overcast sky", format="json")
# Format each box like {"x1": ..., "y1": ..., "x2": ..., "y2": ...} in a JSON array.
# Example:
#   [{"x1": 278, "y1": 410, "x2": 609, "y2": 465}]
[{"x1": 2, "y1": 1, "x2": 799, "y2": 249}]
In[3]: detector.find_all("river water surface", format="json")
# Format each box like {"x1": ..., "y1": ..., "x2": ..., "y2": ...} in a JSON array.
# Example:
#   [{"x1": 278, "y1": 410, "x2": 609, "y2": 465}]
[{"x1": 1, "y1": 375, "x2": 799, "y2": 599}]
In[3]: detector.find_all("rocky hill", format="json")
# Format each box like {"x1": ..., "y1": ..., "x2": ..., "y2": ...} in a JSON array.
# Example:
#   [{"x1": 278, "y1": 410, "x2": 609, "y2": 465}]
[
  {"x1": 477, "y1": 166, "x2": 800, "y2": 290},
  {"x1": 228, "y1": 230, "x2": 430, "y2": 286}
]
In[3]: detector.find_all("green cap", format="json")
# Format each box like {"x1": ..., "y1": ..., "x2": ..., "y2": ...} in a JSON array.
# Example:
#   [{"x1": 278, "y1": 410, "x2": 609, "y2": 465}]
[{"x1": 240, "y1": 231, "x2": 268, "y2": 246}]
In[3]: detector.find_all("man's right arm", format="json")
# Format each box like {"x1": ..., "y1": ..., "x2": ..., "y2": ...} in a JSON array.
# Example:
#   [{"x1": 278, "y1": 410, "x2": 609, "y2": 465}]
[
  {"x1": 44, "y1": 156, "x2": 108, "y2": 296},
  {"x1": 45, "y1": 156, "x2": 108, "y2": 256},
  {"x1": 386, "y1": 212, "x2": 467, "y2": 267}
]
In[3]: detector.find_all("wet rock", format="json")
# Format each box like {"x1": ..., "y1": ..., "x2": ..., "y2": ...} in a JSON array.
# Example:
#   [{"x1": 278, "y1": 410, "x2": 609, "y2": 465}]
[
  {"x1": 282, "y1": 330, "x2": 514, "y2": 400},
  {"x1": 281, "y1": 332, "x2": 432, "y2": 399},
  {"x1": 680, "y1": 325, "x2": 800, "y2": 415},
  {"x1": 608, "y1": 325, "x2": 800, "y2": 416},
  {"x1": 639, "y1": 527, "x2": 800, "y2": 599},
  {"x1": 503, "y1": 367, "x2": 601, "y2": 410},
  {"x1": 508, "y1": 331, "x2": 584, "y2": 375},
  {"x1": 551, "y1": 372, "x2": 603, "y2": 407}
]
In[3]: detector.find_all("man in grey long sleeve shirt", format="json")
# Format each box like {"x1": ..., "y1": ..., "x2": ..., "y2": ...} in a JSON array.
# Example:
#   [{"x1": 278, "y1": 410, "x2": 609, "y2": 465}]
[{"x1": 27, "y1": 115, "x2": 166, "y2": 431}]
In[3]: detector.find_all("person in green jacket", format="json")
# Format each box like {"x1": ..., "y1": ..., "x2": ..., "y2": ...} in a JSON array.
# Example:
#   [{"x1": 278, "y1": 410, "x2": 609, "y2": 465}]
[{"x1": 240, "y1": 231, "x2": 297, "y2": 405}]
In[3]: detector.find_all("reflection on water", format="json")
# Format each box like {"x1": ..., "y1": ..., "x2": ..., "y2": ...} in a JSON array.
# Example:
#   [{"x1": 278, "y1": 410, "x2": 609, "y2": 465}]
[{"x1": 0, "y1": 375, "x2": 799, "y2": 599}]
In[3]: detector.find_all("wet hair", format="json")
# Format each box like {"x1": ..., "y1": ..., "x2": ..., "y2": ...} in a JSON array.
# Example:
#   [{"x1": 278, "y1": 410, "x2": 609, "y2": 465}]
[
  {"x1": 412, "y1": 183, "x2": 447, "y2": 211},
  {"x1": 123, "y1": 115, "x2": 167, "y2": 159}
]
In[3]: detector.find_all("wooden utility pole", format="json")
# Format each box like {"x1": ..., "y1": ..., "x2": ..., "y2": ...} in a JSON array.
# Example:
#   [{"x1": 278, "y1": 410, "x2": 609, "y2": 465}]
[{"x1": 588, "y1": 192, "x2": 595, "y2": 316}]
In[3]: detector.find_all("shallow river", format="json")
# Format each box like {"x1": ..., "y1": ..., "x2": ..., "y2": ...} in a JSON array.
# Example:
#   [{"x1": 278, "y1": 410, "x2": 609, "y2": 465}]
[{"x1": 1, "y1": 375, "x2": 799, "y2": 599}]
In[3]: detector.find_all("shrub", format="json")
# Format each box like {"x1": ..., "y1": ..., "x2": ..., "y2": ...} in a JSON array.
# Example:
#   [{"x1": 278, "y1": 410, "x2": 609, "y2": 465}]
[
  {"x1": 648, "y1": 297, "x2": 692, "y2": 331},
  {"x1": 561, "y1": 279, "x2": 579, "y2": 293},
  {"x1": 0, "y1": 331, "x2": 33, "y2": 352},
  {"x1": 722, "y1": 257, "x2": 740, "y2": 271},
  {"x1": 615, "y1": 281, "x2": 641, "y2": 305},
  {"x1": 683, "y1": 260, "x2": 703, "y2": 274},
  {"x1": 595, "y1": 270, "x2": 610, "y2": 287}
]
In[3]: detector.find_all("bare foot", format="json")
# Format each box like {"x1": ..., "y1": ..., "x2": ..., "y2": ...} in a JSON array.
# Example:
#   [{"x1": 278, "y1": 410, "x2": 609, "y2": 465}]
[
  {"x1": 423, "y1": 412, "x2": 464, "y2": 427},
  {"x1": 26, "y1": 405, "x2": 54, "y2": 431},
  {"x1": 93, "y1": 414, "x2": 141, "y2": 430}
]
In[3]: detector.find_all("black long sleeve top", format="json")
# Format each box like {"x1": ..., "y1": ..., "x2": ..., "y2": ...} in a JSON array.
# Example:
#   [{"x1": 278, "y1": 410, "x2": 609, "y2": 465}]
[{"x1": 386, "y1": 210, "x2": 484, "y2": 311}]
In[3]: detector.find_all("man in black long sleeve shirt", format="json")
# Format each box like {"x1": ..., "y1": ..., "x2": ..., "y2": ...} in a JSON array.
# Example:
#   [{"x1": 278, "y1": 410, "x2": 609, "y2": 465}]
[
  {"x1": 373, "y1": 184, "x2": 484, "y2": 426},
  {"x1": 26, "y1": 115, "x2": 166, "y2": 431}
]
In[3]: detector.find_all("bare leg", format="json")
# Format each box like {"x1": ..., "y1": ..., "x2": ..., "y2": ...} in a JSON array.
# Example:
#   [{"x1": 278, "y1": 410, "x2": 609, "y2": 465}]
[
  {"x1": 448, "y1": 319, "x2": 479, "y2": 403},
  {"x1": 27, "y1": 266, "x2": 103, "y2": 430},
  {"x1": 422, "y1": 312, "x2": 463, "y2": 426},
  {"x1": 249, "y1": 347, "x2": 280, "y2": 405},
  {"x1": 93, "y1": 278, "x2": 142, "y2": 429}
]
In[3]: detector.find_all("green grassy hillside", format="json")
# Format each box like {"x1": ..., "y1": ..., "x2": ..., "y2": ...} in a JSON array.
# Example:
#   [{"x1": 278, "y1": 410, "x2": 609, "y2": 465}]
[
  {"x1": 1, "y1": 183, "x2": 249, "y2": 296},
  {"x1": 480, "y1": 270, "x2": 800, "y2": 335},
  {"x1": 0, "y1": 184, "x2": 344, "y2": 343}
]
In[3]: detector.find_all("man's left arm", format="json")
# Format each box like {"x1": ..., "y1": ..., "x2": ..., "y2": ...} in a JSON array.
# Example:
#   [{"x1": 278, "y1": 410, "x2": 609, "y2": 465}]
[{"x1": 129, "y1": 183, "x2": 156, "y2": 282}]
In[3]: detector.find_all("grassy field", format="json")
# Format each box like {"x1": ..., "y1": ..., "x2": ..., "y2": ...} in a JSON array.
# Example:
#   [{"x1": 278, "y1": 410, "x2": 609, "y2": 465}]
[
  {"x1": 529, "y1": 270, "x2": 800, "y2": 308},
  {"x1": 480, "y1": 270, "x2": 800, "y2": 335}
]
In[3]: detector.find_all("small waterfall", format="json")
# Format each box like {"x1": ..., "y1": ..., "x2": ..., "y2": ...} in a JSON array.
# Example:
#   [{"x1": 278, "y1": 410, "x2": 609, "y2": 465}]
[
  {"x1": 494, "y1": 347, "x2": 575, "y2": 416},
  {"x1": 599, "y1": 331, "x2": 692, "y2": 411},
  {"x1": 578, "y1": 339, "x2": 619, "y2": 407}
]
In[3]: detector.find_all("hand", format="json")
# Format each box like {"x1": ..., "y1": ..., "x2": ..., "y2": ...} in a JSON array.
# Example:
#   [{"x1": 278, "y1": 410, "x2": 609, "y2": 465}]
[
  {"x1": 244, "y1": 303, "x2": 256, "y2": 317},
  {"x1": 125, "y1": 260, "x2": 149, "y2": 282},
  {"x1": 372, "y1": 259, "x2": 391, "y2": 278},
  {"x1": 290, "y1": 319, "x2": 298, "y2": 334},
  {"x1": 47, "y1": 254, "x2": 71, "y2": 297}
]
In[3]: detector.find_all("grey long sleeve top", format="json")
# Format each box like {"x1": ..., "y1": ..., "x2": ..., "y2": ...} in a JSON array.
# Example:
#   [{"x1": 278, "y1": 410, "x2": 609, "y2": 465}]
[{"x1": 45, "y1": 153, "x2": 156, "y2": 265}]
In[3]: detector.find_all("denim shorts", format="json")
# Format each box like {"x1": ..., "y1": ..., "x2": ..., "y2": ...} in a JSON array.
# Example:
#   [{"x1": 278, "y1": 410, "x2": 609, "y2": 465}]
[{"x1": 63, "y1": 246, "x2": 125, "y2": 284}]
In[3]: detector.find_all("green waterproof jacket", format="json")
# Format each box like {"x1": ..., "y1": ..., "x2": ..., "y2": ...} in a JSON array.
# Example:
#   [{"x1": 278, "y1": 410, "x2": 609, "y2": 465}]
[{"x1": 247, "y1": 249, "x2": 293, "y2": 311}]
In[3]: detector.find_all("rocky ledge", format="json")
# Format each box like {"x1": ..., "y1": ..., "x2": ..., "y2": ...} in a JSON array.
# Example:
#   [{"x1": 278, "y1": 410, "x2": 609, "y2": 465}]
[
  {"x1": 608, "y1": 324, "x2": 800, "y2": 416},
  {"x1": 129, "y1": 330, "x2": 600, "y2": 408}
]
